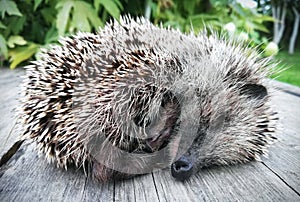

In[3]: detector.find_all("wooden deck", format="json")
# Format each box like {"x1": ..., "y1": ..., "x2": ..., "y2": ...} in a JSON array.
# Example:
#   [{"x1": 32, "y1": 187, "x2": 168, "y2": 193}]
[{"x1": 0, "y1": 68, "x2": 299, "y2": 202}]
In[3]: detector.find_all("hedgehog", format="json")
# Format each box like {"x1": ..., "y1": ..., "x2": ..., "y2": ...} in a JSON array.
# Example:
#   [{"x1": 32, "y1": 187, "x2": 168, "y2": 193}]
[{"x1": 19, "y1": 16, "x2": 278, "y2": 182}]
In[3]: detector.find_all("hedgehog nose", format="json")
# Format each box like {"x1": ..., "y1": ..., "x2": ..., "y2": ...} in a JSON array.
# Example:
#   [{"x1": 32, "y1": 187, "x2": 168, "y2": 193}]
[{"x1": 171, "y1": 156, "x2": 193, "y2": 181}]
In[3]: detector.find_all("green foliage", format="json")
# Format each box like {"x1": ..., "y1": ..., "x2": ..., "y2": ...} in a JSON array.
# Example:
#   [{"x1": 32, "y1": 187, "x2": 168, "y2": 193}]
[
  {"x1": 0, "y1": 34, "x2": 8, "y2": 59},
  {"x1": 0, "y1": 0, "x2": 122, "y2": 68},
  {"x1": 0, "y1": 0, "x2": 22, "y2": 18},
  {"x1": 271, "y1": 50, "x2": 300, "y2": 87},
  {"x1": 95, "y1": 0, "x2": 123, "y2": 19},
  {"x1": 150, "y1": 0, "x2": 273, "y2": 47},
  {"x1": 9, "y1": 42, "x2": 39, "y2": 69},
  {"x1": 0, "y1": 0, "x2": 274, "y2": 68}
]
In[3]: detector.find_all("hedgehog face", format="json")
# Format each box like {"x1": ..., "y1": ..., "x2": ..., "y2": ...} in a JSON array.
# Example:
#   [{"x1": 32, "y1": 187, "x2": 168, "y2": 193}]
[
  {"x1": 169, "y1": 83, "x2": 270, "y2": 181},
  {"x1": 90, "y1": 78, "x2": 270, "y2": 182}
]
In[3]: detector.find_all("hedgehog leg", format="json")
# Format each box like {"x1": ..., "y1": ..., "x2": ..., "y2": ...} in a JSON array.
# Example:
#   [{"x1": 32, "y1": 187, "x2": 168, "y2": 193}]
[{"x1": 92, "y1": 161, "x2": 136, "y2": 182}]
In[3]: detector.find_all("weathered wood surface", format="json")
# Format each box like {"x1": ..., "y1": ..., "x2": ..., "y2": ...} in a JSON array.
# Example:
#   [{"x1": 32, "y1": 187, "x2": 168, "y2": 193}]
[
  {"x1": 0, "y1": 69, "x2": 300, "y2": 202},
  {"x1": 0, "y1": 69, "x2": 23, "y2": 163}
]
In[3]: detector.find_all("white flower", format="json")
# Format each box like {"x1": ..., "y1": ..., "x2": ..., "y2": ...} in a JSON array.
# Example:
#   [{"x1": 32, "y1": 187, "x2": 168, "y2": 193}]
[
  {"x1": 264, "y1": 42, "x2": 279, "y2": 56},
  {"x1": 224, "y1": 22, "x2": 236, "y2": 34},
  {"x1": 237, "y1": 0, "x2": 257, "y2": 9},
  {"x1": 238, "y1": 32, "x2": 249, "y2": 41}
]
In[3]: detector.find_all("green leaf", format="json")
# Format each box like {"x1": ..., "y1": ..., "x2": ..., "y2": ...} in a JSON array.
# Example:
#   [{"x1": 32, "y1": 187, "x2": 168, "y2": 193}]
[
  {"x1": 183, "y1": 0, "x2": 197, "y2": 15},
  {"x1": 94, "y1": 0, "x2": 101, "y2": 12},
  {"x1": 31, "y1": 20, "x2": 46, "y2": 44},
  {"x1": 3, "y1": 16, "x2": 26, "y2": 36},
  {"x1": 251, "y1": 22, "x2": 269, "y2": 33},
  {"x1": 72, "y1": 1, "x2": 102, "y2": 32},
  {"x1": 210, "y1": 0, "x2": 228, "y2": 7},
  {"x1": 11, "y1": 16, "x2": 26, "y2": 35},
  {"x1": 56, "y1": 1, "x2": 102, "y2": 35},
  {"x1": 84, "y1": 4, "x2": 103, "y2": 29},
  {"x1": 113, "y1": 0, "x2": 123, "y2": 9},
  {"x1": 7, "y1": 35, "x2": 27, "y2": 48},
  {"x1": 0, "y1": 34, "x2": 8, "y2": 59},
  {"x1": 253, "y1": 14, "x2": 275, "y2": 23},
  {"x1": 41, "y1": 7, "x2": 57, "y2": 25},
  {"x1": 99, "y1": 0, "x2": 121, "y2": 19},
  {"x1": 0, "y1": 21, "x2": 6, "y2": 29},
  {"x1": 34, "y1": 0, "x2": 43, "y2": 11},
  {"x1": 0, "y1": 0, "x2": 22, "y2": 18},
  {"x1": 9, "y1": 43, "x2": 39, "y2": 69},
  {"x1": 45, "y1": 25, "x2": 58, "y2": 44},
  {"x1": 56, "y1": 0, "x2": 73, "y2": 36},
  {"x1": 72, "y1": 1, "x2": 91, "y2": 32}
]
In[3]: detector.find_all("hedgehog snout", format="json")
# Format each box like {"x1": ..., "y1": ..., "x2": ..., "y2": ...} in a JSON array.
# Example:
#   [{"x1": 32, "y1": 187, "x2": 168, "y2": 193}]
[{"x1": 171, "y1": 156, "x2": 193, "y2": 181}]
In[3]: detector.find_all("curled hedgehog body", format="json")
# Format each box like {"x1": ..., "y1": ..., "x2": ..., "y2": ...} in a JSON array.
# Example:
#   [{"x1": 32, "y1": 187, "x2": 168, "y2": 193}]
[{"x1": 20, "y1": 16, "x2": 277, "y2": 182}]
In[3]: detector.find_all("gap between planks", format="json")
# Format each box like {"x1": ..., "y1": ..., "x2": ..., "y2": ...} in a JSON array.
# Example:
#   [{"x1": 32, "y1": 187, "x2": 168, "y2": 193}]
[{"x1": 262, "y1": 162, "x2": 300, "y2": 196}]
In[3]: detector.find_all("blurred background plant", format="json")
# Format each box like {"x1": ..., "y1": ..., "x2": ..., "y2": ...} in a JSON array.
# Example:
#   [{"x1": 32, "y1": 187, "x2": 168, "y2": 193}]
[
  {"x1": 0, "y1": 0, "x2": 299, "y2": 86},
  {"x1": 0, "y1": 0, "x2": 123, "y2": 68}
]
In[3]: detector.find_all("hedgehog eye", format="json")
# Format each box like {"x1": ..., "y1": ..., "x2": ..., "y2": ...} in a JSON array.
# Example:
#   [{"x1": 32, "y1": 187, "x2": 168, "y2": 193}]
[
  {"x1": 161, "y1": 90, "x2": 178, "y2": 108},
  {"x1": 133, "y1": 113, "x2": 151, "y2": 127},
  {"x1": 133, "y1": 90, "x2": 179, "y2": 128}
]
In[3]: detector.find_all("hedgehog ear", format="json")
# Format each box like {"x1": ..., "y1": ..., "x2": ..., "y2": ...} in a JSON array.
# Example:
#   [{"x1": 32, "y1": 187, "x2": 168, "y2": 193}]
[{"x1": 240, "y1": 84, "x2": 268, "y2": 100}]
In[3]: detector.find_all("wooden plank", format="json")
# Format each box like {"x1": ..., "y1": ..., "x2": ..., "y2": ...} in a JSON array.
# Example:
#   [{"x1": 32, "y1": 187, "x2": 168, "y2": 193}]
[
  {"x1": 270, "y1": 80, "x2": 300, "y2": 96},
  {"x1": 114, "y1": 174, "x2": 160, "y2": 202},
  {"x1": 0, "y1": 69, "x2": 24, "y2": 160},
  {"x1": 262, "y1": 82, "x2": 300, "y2": 194},
  {"x1": 152, "y1": 162, "x2": 300, "y2": 202},
  {"x1": 81, "y1": 177, "x2": 114, "y2": 201},
  {"x1": 0, "y1": 144, "x2": 114, "y2": 202},
  {"x1": 114, "y1": 177, "x2": 136, "y2": 202}
]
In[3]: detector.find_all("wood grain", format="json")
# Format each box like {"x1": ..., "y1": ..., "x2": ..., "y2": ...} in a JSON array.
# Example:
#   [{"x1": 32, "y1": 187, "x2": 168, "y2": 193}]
[
  {"x1": 0, "y1": 69, "x2": 24, "y2": 162},
  {"x1": 262, "y1": 82, "x2": 300, "y2": 194}
]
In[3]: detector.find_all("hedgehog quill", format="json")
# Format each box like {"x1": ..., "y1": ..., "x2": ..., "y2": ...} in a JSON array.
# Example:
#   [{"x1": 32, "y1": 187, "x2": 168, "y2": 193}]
[{"x1": 19, "y1": 16, "x2": 278, "y2": 182}]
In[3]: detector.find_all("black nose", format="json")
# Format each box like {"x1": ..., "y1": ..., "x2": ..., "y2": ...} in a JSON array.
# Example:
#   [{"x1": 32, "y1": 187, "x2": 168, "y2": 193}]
[{"x1": 171, "y1": 156, "x2": 193, "y2": 181}]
